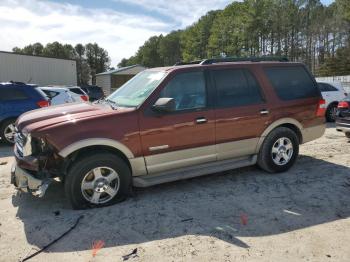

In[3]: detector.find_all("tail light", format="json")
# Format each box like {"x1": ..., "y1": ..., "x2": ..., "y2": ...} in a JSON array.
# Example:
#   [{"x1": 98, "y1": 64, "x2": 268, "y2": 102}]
[
  {"x1": 37, "y1": 100, "x2": 50, "y2": 108},
  {"x1": 316, "y1": 99, "x2": 326, "y2": 117},
  {"x1": 81, "y1": 95, "x2": 88, "y2": 101},
  {"x1": 338, "y1": 101, "x2": 349, "y2": 109}
]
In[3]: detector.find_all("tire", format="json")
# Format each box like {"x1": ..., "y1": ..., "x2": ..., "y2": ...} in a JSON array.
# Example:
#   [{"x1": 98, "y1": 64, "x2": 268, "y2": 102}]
[
  {"x1": 326, "y1": 103, "x2": 337, "y2": 122},
  {"x1": 257, "y1": 127, "x2": 299, "y2": 173},
  {"x1": 346, "y1": 132, "x2": 350, "y2": 139},
  {"x1": 0, "y1": 119, "x2": 16, "y2": 145},
  {"x1": 64, "y1": 152, "x2": 131, "y2": 209}
]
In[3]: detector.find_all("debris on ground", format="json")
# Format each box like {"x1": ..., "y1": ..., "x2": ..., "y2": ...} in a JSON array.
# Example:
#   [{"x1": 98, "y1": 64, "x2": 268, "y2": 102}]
[
  {"x1": 122, "y1": 248, "x2": 138, "y2": 261},
  {"x1": 240, "y1": 213, "x2": 248, "y2": 226},
  {"x1": 20, "y1": 215, "x2": 84, "y2": 262},
  {"x1": 181, "y1": 218, "x2": 193, "y2": 222},
  {"x1": 92, "y1": 240, "x2": 105, "y2": 257}
]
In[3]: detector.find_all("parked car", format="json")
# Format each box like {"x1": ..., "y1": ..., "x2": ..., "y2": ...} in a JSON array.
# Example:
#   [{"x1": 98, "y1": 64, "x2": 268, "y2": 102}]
[
  {"x1": 336, "y1": 95, "x2": 350, "y2": 139},
  {"x1": 39, "y1": 87, "x2": 77, "y2": 105},
  {"x1": 81, "y1": 85, "x2": 104, "y2": 101},
  {"x1": 11, "y1": 57, "x2": 326, "y2": 209},
  {"x1": 65, "y1": 86, "x2": 89, "y2": 102},
  {"x1": 317, "y1": 81, "x2": 347, "y2": 122},
  {"x1": 0, "y1": 82, "x2": 50, "y2": 144}
]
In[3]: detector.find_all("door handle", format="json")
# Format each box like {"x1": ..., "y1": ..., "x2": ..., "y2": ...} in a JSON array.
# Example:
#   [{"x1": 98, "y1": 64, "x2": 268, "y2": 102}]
[
  {"x1": 260, "y1": 109, "x2": 269, "y2": 115},
  {"x1": 196, "y1": 117, "x2": 207, "y2": 124}
]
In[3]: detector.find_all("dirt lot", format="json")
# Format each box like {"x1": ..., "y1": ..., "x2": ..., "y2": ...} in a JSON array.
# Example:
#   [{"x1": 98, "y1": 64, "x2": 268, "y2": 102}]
[{"x1": 0, "y1": 124, "x2": 350, "y2": 262}]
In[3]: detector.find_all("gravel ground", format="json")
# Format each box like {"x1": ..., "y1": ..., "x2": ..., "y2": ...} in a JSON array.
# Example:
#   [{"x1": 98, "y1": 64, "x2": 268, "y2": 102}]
[{"x1": 0, "y1": 124, "x2": 349, "y2": 262}]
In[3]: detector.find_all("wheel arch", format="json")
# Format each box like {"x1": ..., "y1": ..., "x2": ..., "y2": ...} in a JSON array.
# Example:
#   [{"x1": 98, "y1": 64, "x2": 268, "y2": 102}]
[{"x1": 256, "y1": 118, "x2": 303, "y2": 153}]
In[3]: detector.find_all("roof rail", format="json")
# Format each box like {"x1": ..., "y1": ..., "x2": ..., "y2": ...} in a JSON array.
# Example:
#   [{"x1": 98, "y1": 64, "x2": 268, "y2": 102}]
[
  {"x1": 200, "y1": 56, "x2": 289, "y2": 65},
  {"x1": 174, "y1": 60, "x2": 203, "y2": 66},
  {"x1": 174, "y1": 56, "x2": 288, "y2": 66}
]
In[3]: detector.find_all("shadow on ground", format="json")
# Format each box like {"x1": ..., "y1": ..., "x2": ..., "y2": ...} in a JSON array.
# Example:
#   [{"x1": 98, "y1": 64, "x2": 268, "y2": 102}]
[{"x1": 12, "y1": 154, "x2": 350, "y2": 252}]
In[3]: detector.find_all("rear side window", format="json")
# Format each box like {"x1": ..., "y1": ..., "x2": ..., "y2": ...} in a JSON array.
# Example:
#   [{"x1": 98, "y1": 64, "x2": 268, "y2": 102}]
[
  {"x1": 42, "y1": 90, "x2": 59, "y2": 98},
  {"x1": 213, "y1": 69, "x2": 264, "y2": 107},
  {"x1": 69, "y1": 88, "x2": 84, "y2": 95},
  {"x1": 265, "y1": 66, "x2": 319, "y2": 100},
  {"x1": 0, "y1": 88, "x2": 28, "y2": 100},
  {"x1": 318, "y1": 83, "x2": 338, "y2": 92},
  {"x1": 160, "y1": 71, "x2": 206, "y2": 111}
]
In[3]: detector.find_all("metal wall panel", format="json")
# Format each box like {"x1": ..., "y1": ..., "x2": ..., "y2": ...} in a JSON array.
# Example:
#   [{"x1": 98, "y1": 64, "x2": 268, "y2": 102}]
[
  {"x1": 0, "y1": 52, "x2": 77, "y2": 86},
  {"x1": 96, "y1": 74, "x2": 111, "y2": 95}
]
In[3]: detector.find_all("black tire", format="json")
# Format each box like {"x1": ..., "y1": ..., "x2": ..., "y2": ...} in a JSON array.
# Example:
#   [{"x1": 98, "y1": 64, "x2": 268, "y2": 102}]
[
  {"x1": 326, "y1": 103, "x2": 337, "y2": 122},
  {"x1": 257, "y1": 127, "x2": 299, "y2": 173},
  {"x1": 64, "y1": 152, "x2": 131, "y2": 209},
  {"x1": 0, "y1": 119, "x2": 16, "y2": 145}
]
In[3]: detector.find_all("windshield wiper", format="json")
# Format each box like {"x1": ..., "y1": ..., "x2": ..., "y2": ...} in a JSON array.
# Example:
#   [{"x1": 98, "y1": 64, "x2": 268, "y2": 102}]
[{"x1": 105, "y1": 99, "x2": 118, "y2": 109}]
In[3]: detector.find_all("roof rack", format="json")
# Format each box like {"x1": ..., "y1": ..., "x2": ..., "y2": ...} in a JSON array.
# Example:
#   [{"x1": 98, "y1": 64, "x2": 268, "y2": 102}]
[{"x1": 174, "y1": 56, "x2": 288, "y2": 66}]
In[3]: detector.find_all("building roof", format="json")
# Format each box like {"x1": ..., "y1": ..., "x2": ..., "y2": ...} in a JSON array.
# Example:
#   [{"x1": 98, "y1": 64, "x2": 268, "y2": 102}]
[
  {"x1": 96, "y1": 64, "x2": 146, "y2": 76},
  {"x1": 0, "y1": 50, "x2": 76, "y2": 62}
]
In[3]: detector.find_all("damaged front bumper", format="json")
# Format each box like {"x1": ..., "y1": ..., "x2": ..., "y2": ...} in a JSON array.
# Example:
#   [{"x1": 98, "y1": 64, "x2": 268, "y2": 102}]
[{"x1": 11, "y1": 163, "x2": 52, "y2": 197}]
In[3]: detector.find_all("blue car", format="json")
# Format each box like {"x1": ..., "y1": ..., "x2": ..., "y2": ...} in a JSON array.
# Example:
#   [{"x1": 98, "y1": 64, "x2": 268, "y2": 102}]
[{"x1": 0, "y1": 82, "x2": 50, "y2": 144}]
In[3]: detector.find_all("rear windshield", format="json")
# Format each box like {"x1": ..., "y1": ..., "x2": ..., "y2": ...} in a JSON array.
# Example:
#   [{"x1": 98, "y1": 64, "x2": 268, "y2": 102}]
[
  {"x1": 265, "y1": 66, "x2": 319, "y2": 100},
  {"x1": 42, "y1": 89, "x2": 59, "y2": 98},
  {"x1": 69, "y1": 88, "x2": 85, "y2": 95}
]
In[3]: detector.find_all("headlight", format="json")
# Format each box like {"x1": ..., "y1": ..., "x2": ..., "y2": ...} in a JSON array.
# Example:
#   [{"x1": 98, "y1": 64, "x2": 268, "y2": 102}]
[{"x1": 22, "y1": 133, "x2": 32, "y2": 157}]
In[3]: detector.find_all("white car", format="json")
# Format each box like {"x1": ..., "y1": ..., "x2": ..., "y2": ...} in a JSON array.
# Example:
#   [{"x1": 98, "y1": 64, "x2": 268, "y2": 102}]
[
  {"x1": 39, "y1": 86, "x2": 89, "y2": 106},
  {"x1": 317, "y1": 81, "x2": 348, "y2": 122}
]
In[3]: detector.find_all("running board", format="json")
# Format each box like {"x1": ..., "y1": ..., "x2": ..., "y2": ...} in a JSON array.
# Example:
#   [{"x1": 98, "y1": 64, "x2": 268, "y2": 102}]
[{"x1": 133, "y1": 155, "x2": 257, "y2": 187}]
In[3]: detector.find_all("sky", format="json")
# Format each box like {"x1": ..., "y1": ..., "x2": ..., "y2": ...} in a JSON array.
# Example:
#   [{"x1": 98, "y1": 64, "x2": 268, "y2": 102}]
[{"x1": 0, "y1": 0, "x2": 335, "y2": 66}]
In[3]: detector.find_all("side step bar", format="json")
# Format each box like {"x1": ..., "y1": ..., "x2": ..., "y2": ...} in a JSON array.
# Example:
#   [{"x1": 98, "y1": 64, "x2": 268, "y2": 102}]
[{"x1": 133, "y1": 155, "x2": 257, "y2": 187}]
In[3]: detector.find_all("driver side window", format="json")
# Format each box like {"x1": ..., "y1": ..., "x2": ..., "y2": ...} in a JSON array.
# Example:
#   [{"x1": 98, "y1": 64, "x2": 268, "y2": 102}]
[{"x1": 160, "y1": 71, "x2": 206, "y2": 111}]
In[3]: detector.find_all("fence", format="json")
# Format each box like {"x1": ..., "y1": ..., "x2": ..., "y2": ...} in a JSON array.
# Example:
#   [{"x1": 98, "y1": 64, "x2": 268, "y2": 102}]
[{"x1": 315, "y1": 75, "x2": 350, "y2": 93}]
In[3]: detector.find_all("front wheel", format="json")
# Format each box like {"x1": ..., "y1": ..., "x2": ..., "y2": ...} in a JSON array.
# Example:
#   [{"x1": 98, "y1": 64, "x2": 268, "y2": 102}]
[
  {"x1": 257, "y1": 127, "x2": 299, "y2": 173},
  {"x1": 64, "y1": 153, "x2": 131, "y2": 209}
]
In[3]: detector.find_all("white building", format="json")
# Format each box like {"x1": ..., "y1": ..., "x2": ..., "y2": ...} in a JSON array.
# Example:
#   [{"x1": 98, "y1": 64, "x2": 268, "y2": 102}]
[
  {"x1": 96, "y1": 65, "x2": 146, "y2": 95},
  {"x1": 0, "y1": 51, "x2": 77, "y2": 86}
]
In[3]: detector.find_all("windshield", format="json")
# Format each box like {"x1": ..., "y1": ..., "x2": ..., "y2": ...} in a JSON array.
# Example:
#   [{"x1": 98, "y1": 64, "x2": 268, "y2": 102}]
[{"x1": 107, "y1": 70, "x2": 166, "y2": 107}]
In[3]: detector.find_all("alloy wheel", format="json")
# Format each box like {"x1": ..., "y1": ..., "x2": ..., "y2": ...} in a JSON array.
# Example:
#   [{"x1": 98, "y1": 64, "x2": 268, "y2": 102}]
[
  {"x1": 81, "y1": 167, "x2": 120, "y2": 204},
  {"x1": 271, "y1": 137, "x2": 294, "y2": 166}
]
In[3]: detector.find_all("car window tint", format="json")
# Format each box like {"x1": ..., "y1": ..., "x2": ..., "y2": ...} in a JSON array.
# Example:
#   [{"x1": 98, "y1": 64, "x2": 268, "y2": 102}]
[
  {"x1": 42, "y1": 90, "x2": 59, "y2": 98},
  {"x1": 318, "y1": 83, "x2": 337, "y2": 92},
  {"x1": 0, "y1": 88, "x2": 28, "y2": 100},
  {"x1": 70, "y1": 88, "x2": 84, "y2": 95},
  {"x1": 213, "y1": 69, "x2": 264, "y2": 107},
  {"x1": 265, "y1": 66, "x2": 319, "y2": 100},
  {"x1": 160, "y1": 71, "x2": 206, "y2": 111}
]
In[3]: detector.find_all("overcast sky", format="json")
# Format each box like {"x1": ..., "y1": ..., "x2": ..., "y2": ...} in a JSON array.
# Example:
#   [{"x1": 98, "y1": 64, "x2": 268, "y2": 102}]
[{"x1": 0, "y1": 0, "x2": 335, "y2": 66}]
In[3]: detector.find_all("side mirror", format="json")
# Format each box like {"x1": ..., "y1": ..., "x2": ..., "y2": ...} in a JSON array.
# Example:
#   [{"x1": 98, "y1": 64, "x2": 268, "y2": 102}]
[{"x1": 152, "y1": 98, "x2": 176, "y2": 113}]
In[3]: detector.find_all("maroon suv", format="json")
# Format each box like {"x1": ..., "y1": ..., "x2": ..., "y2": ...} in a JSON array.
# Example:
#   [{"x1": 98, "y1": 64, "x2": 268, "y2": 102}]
[{"x1": 11, "y1": 58, "x2": 326, "y2": 209}]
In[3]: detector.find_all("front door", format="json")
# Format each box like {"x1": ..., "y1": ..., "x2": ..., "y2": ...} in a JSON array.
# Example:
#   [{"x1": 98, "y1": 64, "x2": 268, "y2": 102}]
[
  {"x1": 211, "y1": 68, "x2": 271, "y2": 160},
  {"x1": 139, "y1": 70, "x2": 216, "y2": 174}
]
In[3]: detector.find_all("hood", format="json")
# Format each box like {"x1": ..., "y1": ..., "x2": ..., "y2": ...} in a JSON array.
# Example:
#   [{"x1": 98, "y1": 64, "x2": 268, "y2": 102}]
[{"x1": 17, "y1": 102, "x2": 133, "y2": 132}]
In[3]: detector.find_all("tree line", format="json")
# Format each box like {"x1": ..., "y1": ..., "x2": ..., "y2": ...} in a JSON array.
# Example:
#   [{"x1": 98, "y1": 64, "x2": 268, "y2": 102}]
[
  {"x1": 119, "y1": 0, "x2": 350, "y2": 76},
  {"x1": 12, "y1": 42, "x2": 111, "y2": 85}
]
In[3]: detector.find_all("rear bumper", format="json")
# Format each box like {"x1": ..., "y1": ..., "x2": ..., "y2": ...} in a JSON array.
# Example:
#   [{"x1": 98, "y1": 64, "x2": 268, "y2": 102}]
[
  {"x1": 11, "y1": 162, "x2": 51, "y2": 197},
  {"x1": 336, "y1": 121, "x2": 350, "y2": 133},
  {"x1": 301, "y1": 124, "x2": 326, "y2": 143}
]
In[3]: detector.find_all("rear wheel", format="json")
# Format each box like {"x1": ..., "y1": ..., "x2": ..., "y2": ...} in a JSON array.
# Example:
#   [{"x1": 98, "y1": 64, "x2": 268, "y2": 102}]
[
  {"x1": 0, "y1": 119, "x2": 16, "y2": 145},
  {"x1": 326, "y1": 103, "x2": 337, "y2": 122},
  {"x1": 258, "y1": 127, "x2": 299, "y2": 173},
  {"x1": 64, "y1": 153, "x2": 131, "y2": 209}
]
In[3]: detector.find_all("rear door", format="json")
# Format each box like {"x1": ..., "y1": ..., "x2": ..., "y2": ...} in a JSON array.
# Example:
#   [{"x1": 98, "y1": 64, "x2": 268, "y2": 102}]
[
  {"x1": 211, "y1": 68, "x2": 270, "y2": 160},
  {"x1": 0, "y1": 87, "x2": 33, "y2": 120}
]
